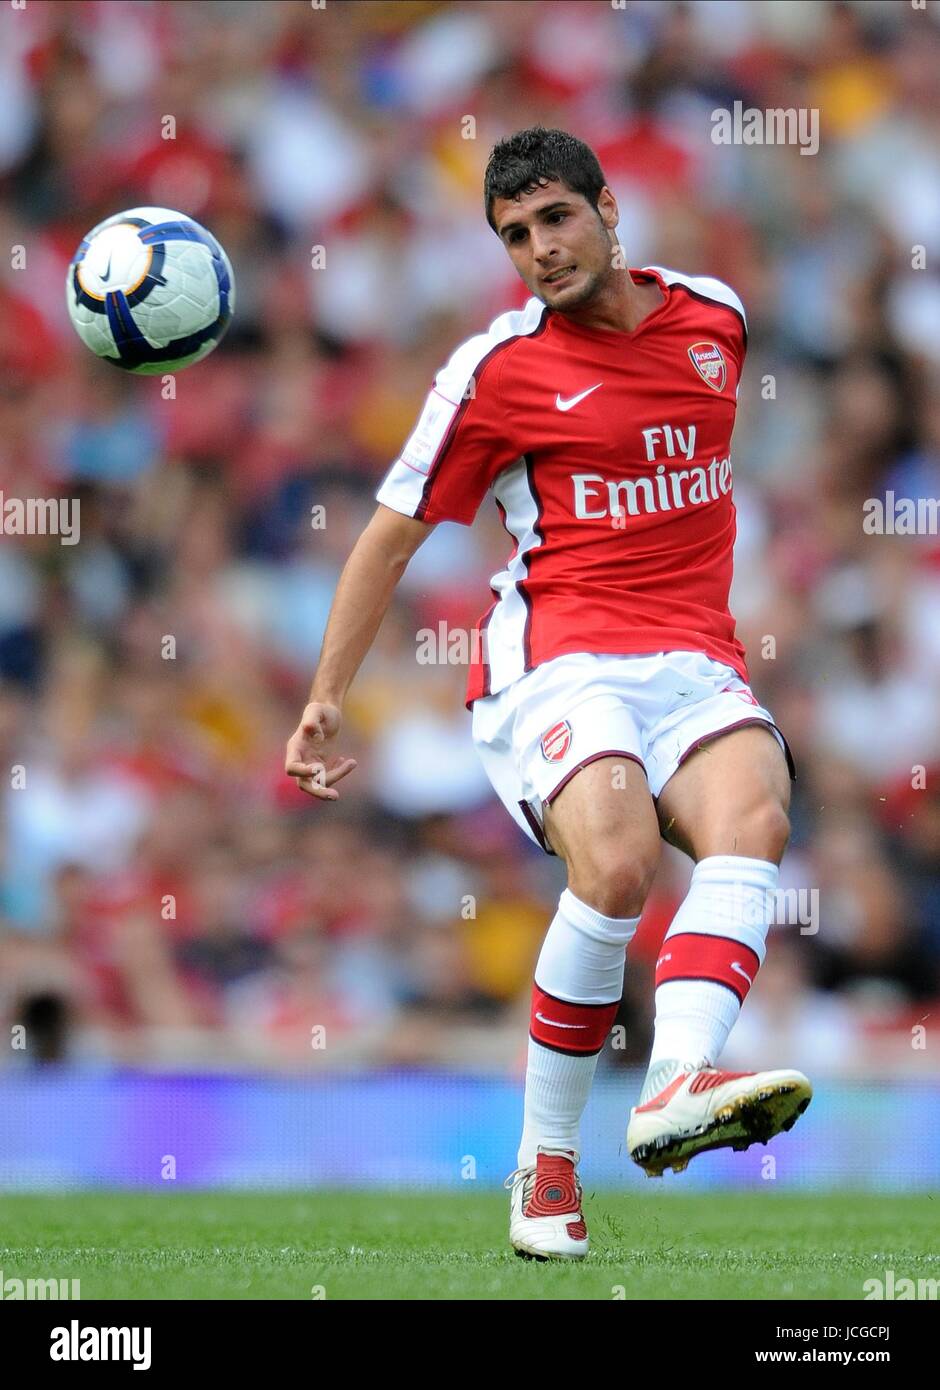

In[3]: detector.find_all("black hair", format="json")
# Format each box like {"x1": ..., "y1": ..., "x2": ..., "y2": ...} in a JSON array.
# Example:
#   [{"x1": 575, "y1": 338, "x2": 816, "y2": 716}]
[{"x1": 483, "y1": 126, "x2": 607, "y2": 234}]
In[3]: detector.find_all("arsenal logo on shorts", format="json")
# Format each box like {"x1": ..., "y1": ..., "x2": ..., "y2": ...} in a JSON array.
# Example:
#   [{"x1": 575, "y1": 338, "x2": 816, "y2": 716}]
[
  {"x1": 540, "y1": 719, "x2": 572, "y2": 762},
  {"x1": 721, "y1": 682, "x2": 759, "y2": 706},
  {"x1": 688, "y1": 341, "x2": 727, "y2": 393}
]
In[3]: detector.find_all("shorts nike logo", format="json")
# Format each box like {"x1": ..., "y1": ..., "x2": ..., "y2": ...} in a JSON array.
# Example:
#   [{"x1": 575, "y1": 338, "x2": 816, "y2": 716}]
[
  {"x1": 534, "y1": 1012, "x2": 588, "y2": 1029},
  {"x1": 731, "y1": 961, "x2": 753, "y2": 985},
  {"x1": 555, "y1": 383, "x2": 602, "y2": 412}
]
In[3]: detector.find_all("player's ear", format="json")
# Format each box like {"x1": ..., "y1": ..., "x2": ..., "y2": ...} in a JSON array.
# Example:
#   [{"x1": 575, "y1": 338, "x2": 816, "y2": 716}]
[{"x1": 596, "y1": 186, "x2": 619, "y2": 231}]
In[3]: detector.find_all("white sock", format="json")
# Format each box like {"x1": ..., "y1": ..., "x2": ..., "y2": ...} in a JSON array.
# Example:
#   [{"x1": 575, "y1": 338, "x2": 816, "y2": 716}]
[
  {"x1": 647, "y1": 979, "x2": 742, "y2": 1070},
  {"x1": 646, "y1": 855, "x2": 779, "y2": 1082},
  {"x1": 518, "y1": 889, "x2": 639, "y2": 1167}
]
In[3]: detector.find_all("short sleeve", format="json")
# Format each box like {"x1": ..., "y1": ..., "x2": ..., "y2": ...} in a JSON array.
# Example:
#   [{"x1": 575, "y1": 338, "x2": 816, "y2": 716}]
[{"x1": 376, "y1": 330, "x2": 520, "y2": 527}]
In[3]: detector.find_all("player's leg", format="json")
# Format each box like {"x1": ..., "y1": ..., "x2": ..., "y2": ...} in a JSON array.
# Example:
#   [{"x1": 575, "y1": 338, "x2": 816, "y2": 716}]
[
  {"x1": 509, "y1": 755, "x2": 661, "y2": 1258},
  {"x1": 657, "y1": 720, "x2": 792, "y2": 861},
  {"x1": 628, "y1": 722, "x2": 811, "y2": 1175},
  {"x1": 649, "y1": 722, "x2": 790, "y2": 1073},
  {"x1": 542, "y1": 751, "x2": 662, "y2": 914},
  {"x1": 528, "y1": 754, "x2": 661, "y2": 1148}
]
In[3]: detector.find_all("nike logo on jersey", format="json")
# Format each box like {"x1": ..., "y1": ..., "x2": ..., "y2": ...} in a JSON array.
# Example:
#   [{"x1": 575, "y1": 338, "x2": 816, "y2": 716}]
[
  {"x1": 730, "y1": 961, "x2": 753, "y2": 986},
  {"x1": 555, "y1": 383, "x2": 602, "y2": 412},
  {"x1": 534, "y1": 1011, "x2": 589, "y2": 1029}
]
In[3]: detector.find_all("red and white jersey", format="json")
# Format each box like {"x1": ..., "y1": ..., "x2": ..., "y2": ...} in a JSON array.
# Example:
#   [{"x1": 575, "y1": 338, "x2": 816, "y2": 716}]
[{"x1": 376, "y1": 265, "x2": 750, "y2": 705}]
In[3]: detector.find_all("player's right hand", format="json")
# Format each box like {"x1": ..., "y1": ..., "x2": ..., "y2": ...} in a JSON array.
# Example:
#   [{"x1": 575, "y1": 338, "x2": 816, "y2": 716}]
[{"x1": 284, "y1": 701, "x2": 357, "y2": 801}]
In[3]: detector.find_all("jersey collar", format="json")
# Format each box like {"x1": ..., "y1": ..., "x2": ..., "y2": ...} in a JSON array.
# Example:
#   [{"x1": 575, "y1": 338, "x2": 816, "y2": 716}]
[{"x1": 546, "y1": 266, "x2": 671, "y2": 342}]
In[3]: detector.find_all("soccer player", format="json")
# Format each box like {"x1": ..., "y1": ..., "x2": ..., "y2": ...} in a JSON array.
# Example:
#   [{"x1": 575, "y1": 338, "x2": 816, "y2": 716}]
[{"x1": 285, "y1": 127, "x2": 812, "y2": 1261}]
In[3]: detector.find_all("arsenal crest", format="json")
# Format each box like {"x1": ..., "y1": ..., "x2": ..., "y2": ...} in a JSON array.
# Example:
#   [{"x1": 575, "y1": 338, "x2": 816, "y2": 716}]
[
  {"x1": 540, "y1": 719, "x2": 572, "y2": 763},
  {"x1": 721, "y1": 682, "x2": 759, "y2": 706},
  {"x1": 688, "y1": 341, "x2": 727, "y2": 393}
]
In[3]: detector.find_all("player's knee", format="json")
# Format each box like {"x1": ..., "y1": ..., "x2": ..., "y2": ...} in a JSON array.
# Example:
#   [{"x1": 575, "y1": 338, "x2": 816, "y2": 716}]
[
  {"x1": 569, "y1": 851, "x2": 657, "y2": 919},
  {"x1": 692, "y1": 794, "x2": 790, "y2": 863},
  {"x1": 748, "y1": 797, "x2": 791, "y2": 863}
]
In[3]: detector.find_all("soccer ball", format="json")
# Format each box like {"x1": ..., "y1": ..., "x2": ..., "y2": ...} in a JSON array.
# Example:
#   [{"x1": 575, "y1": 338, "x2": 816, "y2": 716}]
[{"x1": 65, "y1": 206, "x2": 235, "y2": 374}]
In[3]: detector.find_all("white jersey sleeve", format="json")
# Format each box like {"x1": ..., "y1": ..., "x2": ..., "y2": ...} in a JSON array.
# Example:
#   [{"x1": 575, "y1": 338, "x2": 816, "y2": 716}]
[{"x1": 376, "y1": 298, "x2": 544, "y2": 526}]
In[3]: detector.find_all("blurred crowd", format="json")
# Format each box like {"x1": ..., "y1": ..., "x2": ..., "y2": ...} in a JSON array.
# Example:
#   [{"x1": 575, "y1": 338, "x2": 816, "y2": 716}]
[{"x1": 0, "y1": 0, "x2": 938, "y2": 1075}]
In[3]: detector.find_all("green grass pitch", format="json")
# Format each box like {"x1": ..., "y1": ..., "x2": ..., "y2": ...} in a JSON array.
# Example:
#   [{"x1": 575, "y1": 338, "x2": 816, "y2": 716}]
[{"x1": 1, "y1": 1191, "x2": 938, "y2": 1300}]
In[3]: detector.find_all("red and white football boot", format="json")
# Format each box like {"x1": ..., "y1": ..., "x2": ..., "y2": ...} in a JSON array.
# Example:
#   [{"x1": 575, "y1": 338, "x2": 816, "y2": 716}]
[
  {"x1": 504, "y1": 1146, "x2": 589, "y2": 1260},
  {"x1": 627, "y1": 1062, "x2": 812, "y2": 1177}
]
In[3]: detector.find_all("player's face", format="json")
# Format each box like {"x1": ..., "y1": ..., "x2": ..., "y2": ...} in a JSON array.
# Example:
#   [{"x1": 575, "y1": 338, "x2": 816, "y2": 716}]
[{"x1": 492, "y1": 181, "x2": 619, "y2": 311}]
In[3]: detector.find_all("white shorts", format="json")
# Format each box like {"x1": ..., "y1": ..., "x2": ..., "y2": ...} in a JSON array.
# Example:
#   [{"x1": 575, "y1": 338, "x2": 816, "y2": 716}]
[{"x1": 471, "y1": 650, "x2": 794, "y2": 854}]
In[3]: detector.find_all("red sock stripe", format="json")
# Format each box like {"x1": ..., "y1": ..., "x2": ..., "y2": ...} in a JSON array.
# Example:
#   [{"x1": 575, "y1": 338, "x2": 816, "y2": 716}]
[
  {"x1": 654, "y1": 933, "x2": 761, "y2": 1004},
  {"x1": 529, "y1": 984, "x2": 619, "y2": 1055}
]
